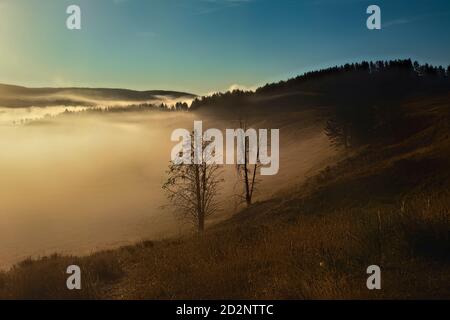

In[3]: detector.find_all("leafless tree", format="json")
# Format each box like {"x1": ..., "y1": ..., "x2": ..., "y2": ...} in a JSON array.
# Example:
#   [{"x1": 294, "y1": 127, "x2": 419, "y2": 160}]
[
  {"x1": 236, "y1": 120, "x2": 260, "y2": 207},
  {"x1": 163, "y1": 133, "x2": 223, "y2": 232}
]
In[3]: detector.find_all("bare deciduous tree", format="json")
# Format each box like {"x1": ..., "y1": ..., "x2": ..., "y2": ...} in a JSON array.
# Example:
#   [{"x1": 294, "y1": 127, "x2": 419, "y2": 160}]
[
  {"x1": 163, "y1": 133, "x2": 222, "y2": 232},
  {"x1": 236, "y1": 120, "x2": 260, "y2": 207}
]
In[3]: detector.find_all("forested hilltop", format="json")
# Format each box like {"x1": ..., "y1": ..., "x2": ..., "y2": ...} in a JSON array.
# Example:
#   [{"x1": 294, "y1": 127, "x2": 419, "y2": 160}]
[
  {"x1": 191, "y1": 59, "x2": 450, "y2": 112},
  {"x1": 191, "y1": 59, "x2": 450, "y2": 148}
]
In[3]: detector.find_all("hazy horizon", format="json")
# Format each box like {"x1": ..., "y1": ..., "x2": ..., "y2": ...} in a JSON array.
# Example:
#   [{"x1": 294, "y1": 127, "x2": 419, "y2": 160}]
[{"x1": 1, "y1": 0, "x2": 450, "y2": 95}]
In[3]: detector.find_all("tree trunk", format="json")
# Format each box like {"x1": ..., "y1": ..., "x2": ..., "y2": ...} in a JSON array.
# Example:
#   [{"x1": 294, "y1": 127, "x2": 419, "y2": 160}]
[
  {"x1": 194, "y1": 164, "x2": 203, "y2": 233},
  {"x1": 198, "y1": 213, "x2": 205, "y2": 233},
  {"x1": 244, "y1": 141, "x2": 251, "y2": 206}
]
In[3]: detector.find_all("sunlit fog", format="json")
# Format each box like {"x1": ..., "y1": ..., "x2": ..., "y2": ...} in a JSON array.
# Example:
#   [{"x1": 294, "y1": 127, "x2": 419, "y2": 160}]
[{"x1": 0, "y1": 108, "x2": 336, "y2": 269}]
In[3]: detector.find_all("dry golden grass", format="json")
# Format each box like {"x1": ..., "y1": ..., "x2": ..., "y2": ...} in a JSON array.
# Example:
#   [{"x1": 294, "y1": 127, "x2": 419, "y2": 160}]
[{"x1": 1, "y1": 166, "x2": 448, "y2": 299}]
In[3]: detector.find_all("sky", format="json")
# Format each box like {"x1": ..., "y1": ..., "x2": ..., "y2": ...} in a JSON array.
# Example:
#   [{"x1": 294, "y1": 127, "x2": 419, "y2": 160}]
[{"x1": 0, "y1": 0, "x2": 449, "y2": 95}]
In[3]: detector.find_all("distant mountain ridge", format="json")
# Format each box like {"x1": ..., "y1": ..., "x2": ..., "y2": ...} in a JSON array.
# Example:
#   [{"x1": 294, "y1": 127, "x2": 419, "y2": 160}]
[{"x1": 0, "y1": 83, "x2": 197, "y2": 108}]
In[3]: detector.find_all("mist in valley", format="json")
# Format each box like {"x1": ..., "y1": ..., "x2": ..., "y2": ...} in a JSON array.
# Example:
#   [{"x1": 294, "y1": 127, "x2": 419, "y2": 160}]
[{"x1": 0, "y1": 108, "x2": 337, "y2": 270}]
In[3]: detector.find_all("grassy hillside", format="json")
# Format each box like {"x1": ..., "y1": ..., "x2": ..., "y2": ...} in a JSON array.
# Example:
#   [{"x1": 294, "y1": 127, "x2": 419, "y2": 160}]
[{"x1": 1, "y1": 92, "x2": 448, "y2": 299}]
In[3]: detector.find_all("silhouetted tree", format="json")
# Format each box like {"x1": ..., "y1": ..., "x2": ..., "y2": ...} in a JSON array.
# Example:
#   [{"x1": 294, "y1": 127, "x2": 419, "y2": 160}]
[
  {"x1": 325, "y1": 102, "x2": 377, "y2": 148},
  {"x1": 175, "y1": 102, "x2": 189, "y2": 111},
  {"x1": 163, "y1": 132, "x2": 223, "y2": 232},
  {"x1": 235, "y1": 119, "x2": 260, "y2": 206},
  {"x1": 413, "y1": 61, "x2": 421, "y2": 74}
]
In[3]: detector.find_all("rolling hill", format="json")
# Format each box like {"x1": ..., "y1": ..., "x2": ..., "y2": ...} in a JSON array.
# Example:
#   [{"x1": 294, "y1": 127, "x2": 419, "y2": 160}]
[
  {"x1": 0, "y1": 59, "x2": 449, "y2": 299},
  {"x1": 0, "y1": 83, "x2": 196, "y2": 108}
]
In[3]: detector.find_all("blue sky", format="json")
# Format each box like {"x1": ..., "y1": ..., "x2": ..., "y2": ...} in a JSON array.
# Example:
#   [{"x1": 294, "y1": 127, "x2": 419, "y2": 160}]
[{"x1": 0, "y1": 0, "x2": 449, "y2": 94}]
